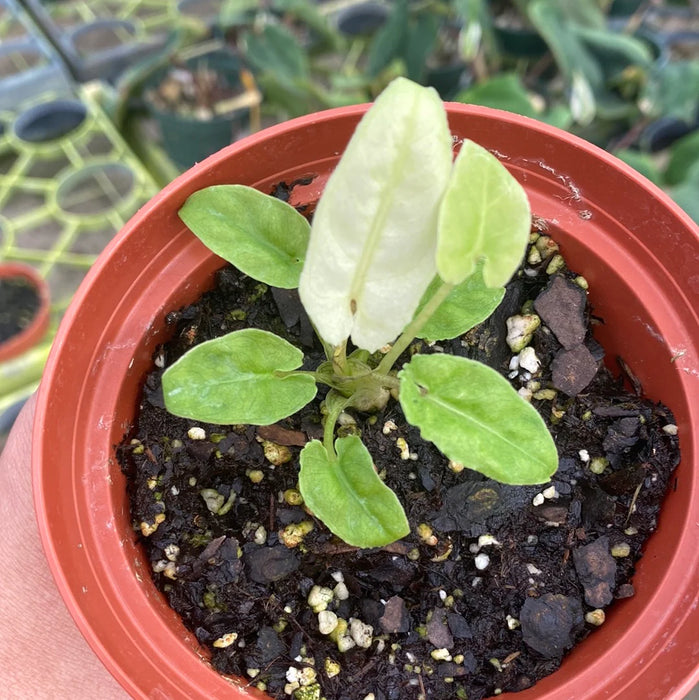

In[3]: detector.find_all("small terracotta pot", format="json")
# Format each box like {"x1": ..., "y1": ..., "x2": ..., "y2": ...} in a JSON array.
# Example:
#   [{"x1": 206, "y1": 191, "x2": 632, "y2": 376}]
[
  {"x1": 0, "y1": 262, "x2": 50, "y2": 364},
  {"x1": 33, "y1": 104, "x2": 699, "y2": 699}
]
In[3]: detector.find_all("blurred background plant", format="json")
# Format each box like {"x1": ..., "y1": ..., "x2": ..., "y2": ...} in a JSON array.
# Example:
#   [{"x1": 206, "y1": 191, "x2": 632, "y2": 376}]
[{"x1": 90, "y1": 0, "x2": 697, "y2": 218}]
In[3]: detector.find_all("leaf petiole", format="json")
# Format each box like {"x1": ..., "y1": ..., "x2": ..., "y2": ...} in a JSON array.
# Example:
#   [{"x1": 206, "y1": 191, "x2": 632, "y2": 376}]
[{"x1": 322, "y1": 391, "x2": 353, "y2": 459}]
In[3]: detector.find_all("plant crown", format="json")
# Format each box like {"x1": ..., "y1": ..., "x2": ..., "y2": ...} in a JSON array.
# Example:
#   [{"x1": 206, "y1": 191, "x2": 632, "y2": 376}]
[{"x1": 163, "y1": 77, "x2": 558, "y2": 548}]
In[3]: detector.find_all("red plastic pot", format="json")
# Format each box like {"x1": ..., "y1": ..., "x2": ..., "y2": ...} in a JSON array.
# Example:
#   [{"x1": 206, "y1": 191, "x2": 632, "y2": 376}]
[
  {"x1": 0, "y1": 262, "x2": 50, "y2": 364},
  {"x1": 33, "y1": 104, "x2": 699, "y2": 699}
]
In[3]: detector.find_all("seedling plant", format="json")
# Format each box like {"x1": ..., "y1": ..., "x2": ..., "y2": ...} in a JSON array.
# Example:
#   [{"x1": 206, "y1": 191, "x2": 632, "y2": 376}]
[{"x1": 163, "y1": 77, "x2": 558, "y2": 548}]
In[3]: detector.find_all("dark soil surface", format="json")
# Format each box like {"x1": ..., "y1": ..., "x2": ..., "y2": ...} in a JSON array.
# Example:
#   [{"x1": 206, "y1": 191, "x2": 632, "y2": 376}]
[
  {"x1": 0, "y1": 273, "x2": 41, "y2": 343},
  {"x1": 119, "y1": 215, "x2": 680, "y2": 700}
]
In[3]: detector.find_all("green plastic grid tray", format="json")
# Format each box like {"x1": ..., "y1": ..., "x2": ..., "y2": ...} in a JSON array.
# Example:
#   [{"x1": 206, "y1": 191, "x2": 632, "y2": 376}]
[
  {"x1": 22, "y1": 0, "x2": 221, "y2": 82},
  {"x1": 0, "y1": 84, "x2": 160, "y2": 413}
]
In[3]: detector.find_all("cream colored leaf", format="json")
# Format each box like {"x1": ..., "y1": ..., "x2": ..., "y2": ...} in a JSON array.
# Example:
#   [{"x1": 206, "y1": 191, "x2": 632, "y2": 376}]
[{"x1": 298, "y1": 77, "x2": 453, "y2": 352}]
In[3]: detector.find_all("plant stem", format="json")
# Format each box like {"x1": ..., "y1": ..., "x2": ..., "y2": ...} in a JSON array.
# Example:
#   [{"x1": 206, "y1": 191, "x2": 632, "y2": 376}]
[
  {"x1": 332, "y1": 340, "x2": 348, "y2": 374},
  {"x1": 322, "y1": 391, "x2": 351, "y2": 459},
  {"x1": 376, "y1": 280, "x2": 454, "y2": 375}
]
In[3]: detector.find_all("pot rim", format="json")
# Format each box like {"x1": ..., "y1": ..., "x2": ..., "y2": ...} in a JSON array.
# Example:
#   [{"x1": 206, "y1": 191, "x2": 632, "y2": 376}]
[
  {"x1": 32, "y1": 102, "x2": 699, "y2": 700},
  {"x1": 0, "y1": 262, "x2": 50, "y2": 363}
]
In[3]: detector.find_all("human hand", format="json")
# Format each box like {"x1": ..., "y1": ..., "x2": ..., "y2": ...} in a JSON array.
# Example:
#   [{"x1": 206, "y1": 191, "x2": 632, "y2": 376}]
[{"x1": 0, "y1": 393, "x2": 128, "y2": 698}]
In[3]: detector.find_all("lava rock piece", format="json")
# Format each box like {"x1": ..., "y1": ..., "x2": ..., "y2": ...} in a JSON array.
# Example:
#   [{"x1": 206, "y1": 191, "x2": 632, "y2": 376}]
[
  {"x1": 427, "y1": 608, "x2": 454, "y2": 649},
  {"x1": 379, "y1": 596, "x2": 410, "y2": 634},
  {"x1": 580, "y1": 482, "x2": 616, "y2": 529},
  {"x1": 603, "y1": 416, "x2": 641, "y2": 454},
  {"x1": 446, "y1": 611, "x2": 473, "y2": 639},
  {"x1": 520, "y1": 593, "x2": 584, "y2": 658},
  {"x1": 360, "y1": 598, "x2": 385, "y2": 628},
  {"x1": 256, "y1": 625, "x2": 286, "y2": 664},
  {"x1": 199, "y1": 536, "x2": 242, "y2": 585},
  {"x1": 600, "y1": 463, "x2": 646, "y2": 495},
  {"x1": 533, "y1": 275, "x2": 587, "y2": 349},
  {"x1": 551, "y1": 344, "x2": 599, "y2": 396},
  {"x1": 572, "y1": 536, "x2": 617, "y2": 607},
  {"x1": 531, "y1": 502, "x2": 570, "y2": 525},
  {"x1": 431, "y1": 479, "x2": 538, "y2": 536},
  {"x1": 364, "y1": 554, "x2": 417, "y2": 587},
  {"x1": 271, "y1": 287, "x2": 302, "y2": 328},
  {"x1": 244, "y1": 545, "x2": 299, "y2": 584}
]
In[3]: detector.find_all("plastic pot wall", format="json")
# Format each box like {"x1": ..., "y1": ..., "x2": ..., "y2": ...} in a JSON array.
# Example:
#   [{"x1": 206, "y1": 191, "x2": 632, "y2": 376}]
[
  {"x1": 33, "y1": 104, "x2": 699, "y2": 699},
  {"x1": 0, "y1": 262, "x2": 49, "y2": 362}
]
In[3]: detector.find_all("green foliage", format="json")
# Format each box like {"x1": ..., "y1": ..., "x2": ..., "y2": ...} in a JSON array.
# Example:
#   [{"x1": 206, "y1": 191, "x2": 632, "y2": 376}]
[
  {"x1": 166, "y1": 78, "x2": 559, "y2": 548},
  {"x1": 399, "y1": 354, "x2": 558, "y2": 484},
  {"x1": 643, "y1": 61, "x2": 699, "y2": 124},
  {"x1": 366, "y1": 0, "x2": 441, "y2": 83},
  {"x1": 178, "y1": 184, "x2": 310, "y2": 289},
  {"x1": 614, "y1": 131, "x2": 699, "y2": 224},
  {"x1": 416, "y1": 264, "x2": 505, "y2": 342},
  {"x1": 298, "y1": 77, "x2": 453, "y2": 352},
  {"x1": 437, "y1": 138, "x2": 531, "y2": 287},
  {"x1": 243, "y1": 22, "x2": 309, "y2": 82},
  {"x1": 455, "y1": 73, "x2": 538, "y2": 118},
  {"x1": 526, "y1": 0, "x2": 652, "y2": 124},
  {"x1": 667, "y1": 162, "x2": 699, "y2": 223},
  {"x1": 665, "y1": 131, "x2": 699, "y2": 186},
  {"x1": 162, "y1": 329, "x2": 317, "y2": 425},
  {"x1": 299, "y1": 437, "x2": 410, "y2": 547}
]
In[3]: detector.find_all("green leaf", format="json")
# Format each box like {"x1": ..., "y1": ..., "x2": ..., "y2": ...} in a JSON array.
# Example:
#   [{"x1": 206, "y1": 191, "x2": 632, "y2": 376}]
[
  {"x1": 455, "y1": 73, "x2": 537, "y2": 118},
  {"x1": 416, "y1": 264, "x2": 505, "y2": 341},
  {"x1": 298, "y1": 77, "x2": 453, "y2": 352},
  {"x1": 179, "y1": 184, "x2": 310, "y2": 289},
  {"x1": 299, "y1": 436, "x2": 410, "y2": 547},
  {"x1": 527, "y1": 0, "x2": 604, "y2": 90},
  {"x1": 572, "y1": 24, "x2": 653, "y2": 78},
  {"x1": 643, "y1": 60, "x2": 699, "y2": 123},
  {"x1": 668, "y1": 162, "x2": 699, "y2": 224},
  {"x1": 399, "y1": 354, "x2": 558, "y2": 484},
  {"x1": 665, "y1": 130, "x2": 699, "y2": 186},
  {"x1": 436, "y1": 139, "x2": 531, "y2": 288},
  {"x1": 218, "y1": 0, "x2": 258, "y2": 30},
  {"x1": 162, "y1": 329, "x2": 317, "y2": 425},
  {"x1": 614, "y1": 149, "x2": 663, "y2": 186},
  {"x1": 243, "y1": 23, "x2": 309, "y2": 81},
  {"x1": 367, "y1": 0, "x2": 409, "y2": 78},
  {"x1": 404, "y1": 14, "x2": 439, "y2": 82}
]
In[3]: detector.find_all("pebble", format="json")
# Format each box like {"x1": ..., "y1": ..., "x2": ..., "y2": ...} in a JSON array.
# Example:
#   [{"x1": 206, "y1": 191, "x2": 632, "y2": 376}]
[
  {"x1": 611, "y1": 542, "x2": 631, "y2": 558},
  {"x1": 506, "y1": 615, "x2": 521, "y2": 630},
  {"x1": 308, "y1": 585, "x2": 334, "y2": 613},
  {"x1": 318, "y1": 610, "x2": 339, "y2": 635},
  {"x1": 245, "y1": 545, "x2": 299, "y2": 584},
  {"x1": 188, "y1": 426, "x2": 206, "y2": 440},
  {"x1": 474, "y1": 553, "x2": 490, "y2": 570},
  {"x1": 585, "y1": 609, "x2": 606, "y2": 626},
  {"x1": 349, "y1": 618, "x2": 373, "y2": 648},
  {"x1": 213, "y1": 632, "x2": 238, "y2": 648},
  {"x1": 518, "y1": 346, "x2": 541, "y2": 373},
  {"x1": 505, "y1": 314, "x2": 541, "y2": 352},
  {"x1": 426, "y1": 609, "x2": 454, "y2": 649},
  {"x1": 379, "y1": 596, "x2": 411, "y2": 634}
]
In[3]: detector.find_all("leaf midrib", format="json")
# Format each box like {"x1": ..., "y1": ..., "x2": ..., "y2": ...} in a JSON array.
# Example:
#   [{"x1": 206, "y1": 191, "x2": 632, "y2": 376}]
[{"x1": 420, "y1": 390, "x2": 546, "y2": 467}]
